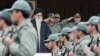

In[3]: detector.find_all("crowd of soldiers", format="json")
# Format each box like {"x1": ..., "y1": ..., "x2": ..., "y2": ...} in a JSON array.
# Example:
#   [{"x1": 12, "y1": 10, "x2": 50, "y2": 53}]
[
  {"x1": 0, "y1": 0, "x2": 100, "y2": 56},
  {"x1": 44, "y1": 15, "x2": 100, "y2": 56}
]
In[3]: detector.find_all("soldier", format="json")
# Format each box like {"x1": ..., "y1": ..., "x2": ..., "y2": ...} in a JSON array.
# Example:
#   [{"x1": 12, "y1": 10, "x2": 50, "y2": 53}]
[
  {"x1": 60, "y1": 13, "x2": 81, "y2": 28},
  {"x1": 92, "y1": 16, "x2": 100, "y2": 56},
  {"x1": 54, "y1": 13, "x2": 61, "y2": 24},
  {"x1": 45, "y1": 13, "x2": 61, "y2": 34},
  {"x1": 0, "y1": 9, "x2": 12, "y2": 36},
  {"x1": 3, "y1": 0, "x2": 37, "y2": 56},
  {"x1": 84, "y1": 16, "x2": 100, "y2": 56},
  {"x1": 44, "y1": 13, "x2": 55, "y2": 23},
  {"x1": 67, "y1": 26, "x2": 79, "y2": 56},
  {"x1": 0, "y1": 9, "x2": 12, "y2": 56},
  {"x1": 59, "y1": 27, "x2": 72, "y2": 56},
  {"x1": 44, "y1": 34, "x2": 60, "y2": 56},
  {"x1": 69, "y1": 22, "x2": 91, "y2": 56}
]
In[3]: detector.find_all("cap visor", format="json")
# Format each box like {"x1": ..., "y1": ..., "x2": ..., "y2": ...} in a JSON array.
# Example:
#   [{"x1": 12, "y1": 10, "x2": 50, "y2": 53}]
[
  {"x1": 6, "y1": 8, "x2": 14, "y2": 12},
  {"x1": 43, "y1": 39, "x2": 50, "y2": 42},
  {"x1": 84, "y1": 22, "x2": 89, "y2": 25}
]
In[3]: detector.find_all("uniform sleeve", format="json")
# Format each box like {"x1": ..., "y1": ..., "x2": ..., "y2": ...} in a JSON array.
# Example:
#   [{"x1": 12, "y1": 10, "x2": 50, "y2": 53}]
[
  {"x1": 81, "y1": 40, "x2": 95, "y2": 56},
  {"x1": 81, "y1": 40, "x2": 90, "y2": 49},
  {"x1": 9, "y1": 30, "x2": 37, "y2": 56},
  {"x1": 60, "y1": 19, "x2": 69, "y2": 27},
  {"x1": 0, "y1": 42, "x2": 7, "y2": 56}
]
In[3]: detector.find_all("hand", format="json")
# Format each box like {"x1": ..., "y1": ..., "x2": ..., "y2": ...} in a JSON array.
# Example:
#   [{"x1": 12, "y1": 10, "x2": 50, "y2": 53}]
[
  {"x1": 84, "y1": 46, "x2": 91, "y2": 54},
  {"x1": 67, "y1": 17, "x2": 74, "y2": 21},
  {"x1": 69, "y1": 52, "x2": 77, "y2": 56},
  {"x1": 93, "y1": 45, "x2": 100, "y2": 54},
  {"x1": 44, "y1": 18, "x2": 51, "y2": 23},
  {"x1": 4, "y1": 37, "x2": 15, "y2": 46}
]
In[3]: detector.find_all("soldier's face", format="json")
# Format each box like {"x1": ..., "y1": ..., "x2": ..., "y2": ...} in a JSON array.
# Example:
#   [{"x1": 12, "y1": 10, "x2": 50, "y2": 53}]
[
  {"x1": 74, "y1": 17, "x2": 81, "y2": 23},
  {"x1": 70, "y1": 31, "x2": 78, "y2": 41},
  {"x1": 50, "y1": 17, "x2": 56, "y2": 23},
  {"x1": 98, "y1": 23, "x2": 100, "y2": 32},
  {"x1": 46, "y1": 41, "x2": 53, "y2": 50},
  {"x1": 60, "y1": 36, "x2": 65, "y2": 42},
  {"x1": 0, "y1": 18, "x2": 5, "y2": 29},
  {"x1": 11, "y1": 10, "x2": 20, "y2": 24},
  {"x1": 55, "y1": 15, "x2": 60, "y2": 23},
  {"x1": 87, "y1": 24, "x2": 92, "y2": 33}
]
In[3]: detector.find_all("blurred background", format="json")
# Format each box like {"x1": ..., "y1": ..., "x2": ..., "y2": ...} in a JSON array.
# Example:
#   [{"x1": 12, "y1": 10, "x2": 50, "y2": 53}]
[{"x1": 0, "y1": 0, "x2": 100, "y2": 21}]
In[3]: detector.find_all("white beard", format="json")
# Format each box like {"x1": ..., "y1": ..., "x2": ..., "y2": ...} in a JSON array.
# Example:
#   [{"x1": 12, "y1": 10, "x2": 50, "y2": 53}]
[{"x1": 36, "y1": 17, "x2": 43, "y2": 22}]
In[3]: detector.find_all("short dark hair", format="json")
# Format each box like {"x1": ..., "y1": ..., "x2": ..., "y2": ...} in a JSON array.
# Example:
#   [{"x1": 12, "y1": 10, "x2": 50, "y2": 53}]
[
  {"x1": 0, "y1": 17, "x2": 12, "y2": 26},
  {"x1": 15, "y1": 9, "x2": 30, "y2": 18},
  {"x1": 91, "y1": 24, "x2": 98, "y2": 32},
  {"x1": 61, "y1": 34, "x2": 70, "y2": 41},
  {"x1": 78, "y1": 29, "x2": 88, "y2": 35}
]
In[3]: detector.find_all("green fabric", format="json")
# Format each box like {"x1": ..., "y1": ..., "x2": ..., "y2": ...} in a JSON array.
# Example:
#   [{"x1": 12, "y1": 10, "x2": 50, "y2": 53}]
[
  {"x1": 0, "y1": 11, "x2": 1, "y2": 15},
  {"x1": 61, "y1": 27, "x2": 71, "y2": 34},
  {"x1": 0, "y1": 9, "x2": 11, "y2": 24},
  {"x1": 59, "y1": 42, "x2": 72, "y2": 56},
  {"x1": 8, "y1": 1, "x2": 31, "y2": 14},
  {"x1": 86, "y1": 16, "x2": 100, "y2": 25},
  {"x1": 49, "y1": 24, "x2": 61, "y2": 34},
  {"x1": 60, "y1": 19, "x2": 77, "y2": 28},
  {"x1": 44, "y1": 33, "x2": 60, "y2": 41},
  {"x1": 52, "y1": 47, "x2": 60, "y2": 56},
  {"x1": 4, "y1": 19, "x2": 37, "y2": 56},
  {"x1": 77, "y1": 22, "x2": 87, "y2": 32},
  {"x1": 0, "y1": 42, "x2": 6, "y2": 56},
  {"x1": 71, "y1": 35, "x2": 91, "y2": 56}
]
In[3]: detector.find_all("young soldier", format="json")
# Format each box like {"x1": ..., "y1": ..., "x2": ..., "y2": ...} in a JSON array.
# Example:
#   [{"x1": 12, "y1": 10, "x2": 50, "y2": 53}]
[
  {"x1": 59, "y1": 27, "x2": 72, "y2": 56},
  {"x1": 3, "y1": 1, "x2": 37, "y2": 56},
  {"x1": 44, "y1": 34, "x2": 60, "y2": 56},
  {"x1": 69, "y1": 22, "x2": 91, "y2": 56},
  {"x1": 0, "y1": 9, "x2": 12, "y2": 56},
  {"x1": 84, "y1": 16, "x2": 100, "y2": 56}
]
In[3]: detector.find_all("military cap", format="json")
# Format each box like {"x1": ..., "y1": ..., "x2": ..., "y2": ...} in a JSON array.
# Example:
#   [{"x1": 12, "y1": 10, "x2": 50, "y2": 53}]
[
  {"x1": 74, "y1": 13, "x2": 81, "y2": 18},
  {"x1": 71, "y1": 26, "x2": 77, "y2": 32},
  {"x1": 98, "y1": 17, "x2": 100, "y2": 23},
  {"x1": 44, "y1": 34, "x2": 60, "y2": 42},
  {"x1": 8, "y1": 0, "x2": 31, "y2": 14},
  {"x1": 86, "y1": 16, "x2": 100, "y2": 25},
  {"x1": 48, "y1": 13, "x2": 55, "y2": 17},
  {"x1": 61, "y1": 27, "x2": 71, "y2": 35},
  {"x1": 0, "y1": 9, "x2": 12, "y2": 25},
  {"x1": 0, "y1": 11, "x2": 1, "y2": 15},
  {"x1": 77, "y1": 22, "x2": 87, "y2": 32},
  {"x1": 55, "y1": 33, "x2": 61, "y2": 41},
  {"x1": 55, "y1": 13, "x2": 60, "y2": 18}
]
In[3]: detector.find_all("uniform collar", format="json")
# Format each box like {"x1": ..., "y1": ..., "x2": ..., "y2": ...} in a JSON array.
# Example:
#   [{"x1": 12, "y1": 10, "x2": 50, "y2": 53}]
[
  {"x1": 16, "y1": 19, "x2": 33, "y2": 30},
  {"x1": 77, "y1": 35, "x2": 89, "y2": 43}
]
